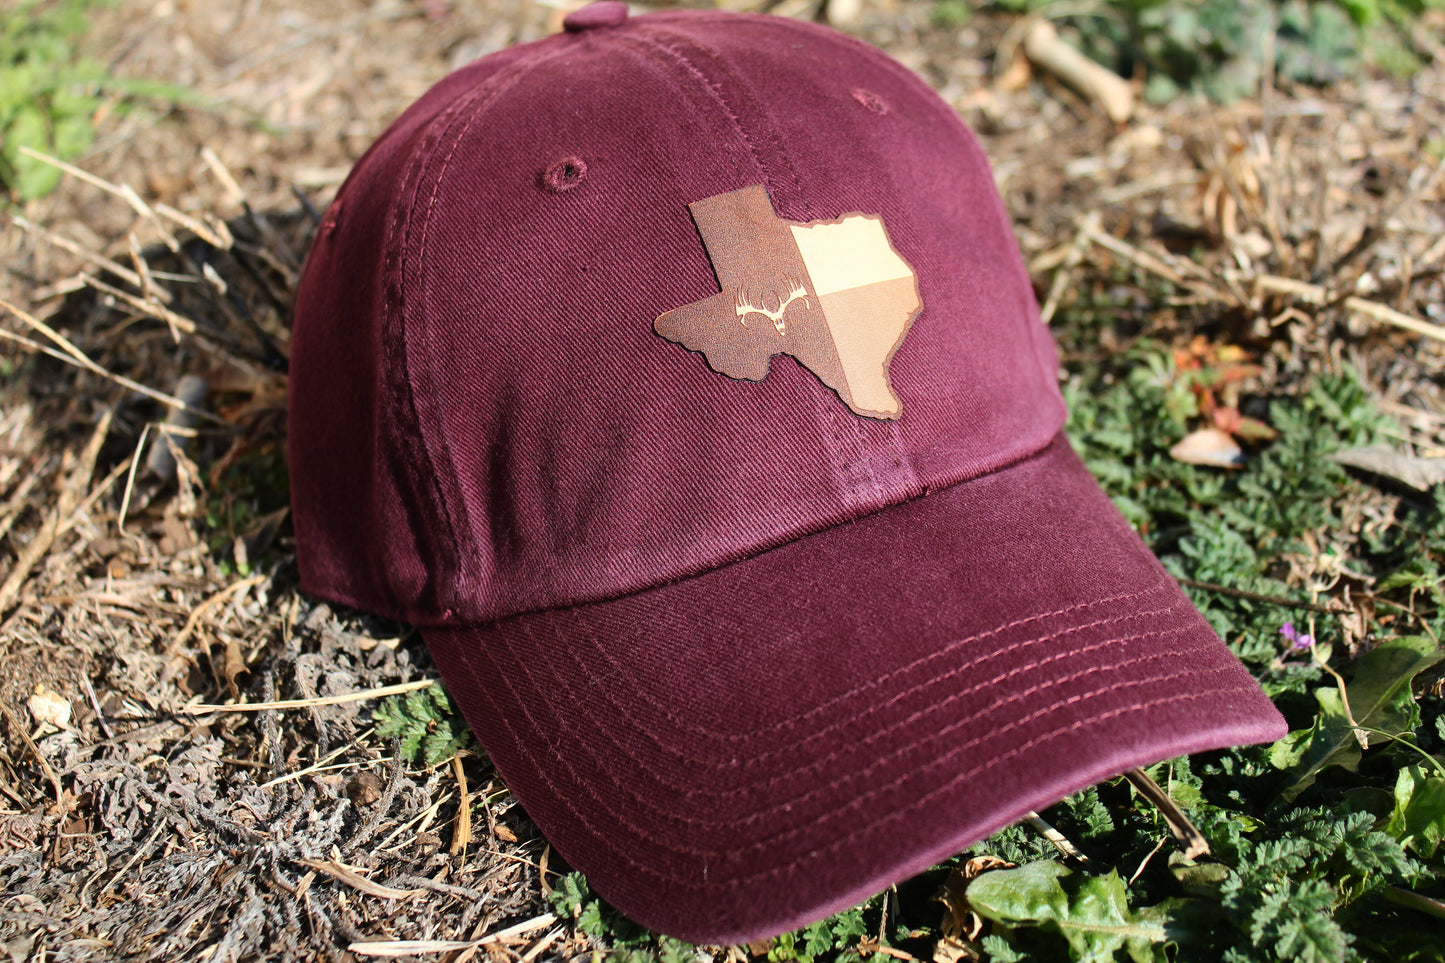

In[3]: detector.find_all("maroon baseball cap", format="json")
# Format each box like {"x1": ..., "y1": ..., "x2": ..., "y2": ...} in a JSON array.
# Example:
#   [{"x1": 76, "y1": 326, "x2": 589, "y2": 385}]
[{"x1": 287, "y1": 1, "x2": 1285, "y2": 944}]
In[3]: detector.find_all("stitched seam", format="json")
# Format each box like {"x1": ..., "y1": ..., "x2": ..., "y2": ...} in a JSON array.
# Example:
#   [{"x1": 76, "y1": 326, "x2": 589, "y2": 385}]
[
  {"x1": 631, "y1": 25, "x2": 904, "y2": 504},
  {"x1": 546, "y1": 583, "x2": 1171, "y2": 739},
  {"x1": 464, "y1": 629, "x2": 1242, "y2": 886},
  {"x1": 555, "y1": 596, "x2": 1181, "y2": 761},
  {"x1": 532, "y1": 620, "x2": 1195, "y2": 798},
  {"x1": 397, "y1": 43, "x2": 573, "y2": 601},
  {"x1": 482, "y1": 625, "x2": 1198, "y2": 821},
  {"x1": 383, "y1": 69, "x2": 517, "y2": 601}
]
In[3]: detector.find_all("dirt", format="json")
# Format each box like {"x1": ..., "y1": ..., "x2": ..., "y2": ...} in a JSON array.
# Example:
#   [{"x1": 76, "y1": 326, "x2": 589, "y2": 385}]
[{"x1": 1, "y1": 1, "x2": 1443, "y2": 960}]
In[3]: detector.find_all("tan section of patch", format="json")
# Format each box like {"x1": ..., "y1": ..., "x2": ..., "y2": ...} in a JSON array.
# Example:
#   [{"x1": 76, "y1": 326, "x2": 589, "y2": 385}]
[
  {"x1": 816, "y1": 275, "x2": 921, "y2": 418},
  {"x1": 790, "y1": 216, "x2": 920, "y2": 419},
  {"x1": 788, "y1": 215, "x2": 914, "y2": 294}
]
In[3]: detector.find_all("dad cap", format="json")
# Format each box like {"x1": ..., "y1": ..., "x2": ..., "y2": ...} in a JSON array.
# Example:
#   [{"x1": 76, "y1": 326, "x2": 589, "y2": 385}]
[{"x1": 287, "y1": 1, "x2": 1287, "y2": 944}]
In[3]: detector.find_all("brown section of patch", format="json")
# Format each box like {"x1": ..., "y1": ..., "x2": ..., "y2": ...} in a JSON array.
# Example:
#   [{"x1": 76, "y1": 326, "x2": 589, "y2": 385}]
[{"x1": 655, "y1": 186, "x2": 848, "y2": 398}]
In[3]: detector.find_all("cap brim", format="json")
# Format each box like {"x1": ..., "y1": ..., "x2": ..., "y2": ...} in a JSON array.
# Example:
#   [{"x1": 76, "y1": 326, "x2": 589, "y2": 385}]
[{"x1": 423, "y1": 432, "x2": 1285, "y2": 944}]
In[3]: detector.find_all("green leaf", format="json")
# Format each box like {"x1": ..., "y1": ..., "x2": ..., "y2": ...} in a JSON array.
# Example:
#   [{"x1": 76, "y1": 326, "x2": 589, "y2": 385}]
[
  {"x1": 1386, "y1": 764, "x2": 1445, "y2": 857},
  {"x1": 4, "y1": 103, "x2": 61, "y2": 199},
  {"x1": 966, "y1": 861, "x2": 1171, "y2": 962},
  {"x1": 1271, "y1": 636, "x2": 1444, "y2": 804}
]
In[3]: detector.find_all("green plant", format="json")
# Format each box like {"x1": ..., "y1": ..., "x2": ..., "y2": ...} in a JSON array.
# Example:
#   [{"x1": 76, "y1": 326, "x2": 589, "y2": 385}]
[
  {"x1": 373, "y1": 684, "x2": 476, "y2": 767},
  {"x1": 0, "y1": 0, "x2": 109, "y2": 200},
  {"x1": 0, "y1": 0, "x2": 213, "y2": 201}
]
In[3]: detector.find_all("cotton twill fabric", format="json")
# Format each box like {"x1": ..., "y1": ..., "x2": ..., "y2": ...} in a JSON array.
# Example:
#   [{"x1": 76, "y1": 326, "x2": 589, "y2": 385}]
[{"x1": 423, "y1": 433, "x2": 1286, "y2": 944}]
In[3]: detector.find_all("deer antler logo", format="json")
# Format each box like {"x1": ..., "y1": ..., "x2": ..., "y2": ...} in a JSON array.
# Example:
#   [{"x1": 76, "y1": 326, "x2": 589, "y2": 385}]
[{"x1": 735, "y1": 278, "x2": 810, "y2": 336}]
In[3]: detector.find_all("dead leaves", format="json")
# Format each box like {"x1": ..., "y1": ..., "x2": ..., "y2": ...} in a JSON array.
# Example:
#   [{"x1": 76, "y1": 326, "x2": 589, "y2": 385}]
[
  {"x1": 1331, "y1": 445, "x2": 1445, "y2": 493},
  {"x1": 934, "y1": 856, "x2": 1015, "y2": 963}
]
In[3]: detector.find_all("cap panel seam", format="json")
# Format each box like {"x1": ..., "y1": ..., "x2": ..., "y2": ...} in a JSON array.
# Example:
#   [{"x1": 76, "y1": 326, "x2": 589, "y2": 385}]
[
  {"x1": 649, "y1": 22, "x2": 923, "y2": 507},
  {"x1": 387, "y1": 40, "x2": 574, "y2": 610},
  {"x1": 772, "y1": 13, "x2": 1069, "y2": 429},
  {"x1": 380, "y1": 79, "x2": 496, "y2": 609},
  {"x1": 624, "y1": 24, "x2": 907, "y2": 511}
]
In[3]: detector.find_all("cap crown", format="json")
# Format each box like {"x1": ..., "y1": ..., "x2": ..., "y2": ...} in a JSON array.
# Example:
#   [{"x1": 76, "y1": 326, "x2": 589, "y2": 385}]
[{"x1": 288, "y1": 10, "x2": 1065, "y2": 626}]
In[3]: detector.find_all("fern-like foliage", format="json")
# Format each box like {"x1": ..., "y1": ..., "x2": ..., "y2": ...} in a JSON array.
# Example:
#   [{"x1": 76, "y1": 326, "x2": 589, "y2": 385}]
[{"x1": 372, "y1": 684, "x2": 475, "y2": 767}]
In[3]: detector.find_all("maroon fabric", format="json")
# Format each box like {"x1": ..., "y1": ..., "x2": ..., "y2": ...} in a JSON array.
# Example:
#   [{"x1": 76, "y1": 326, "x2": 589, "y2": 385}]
[
  {"x1": 289, "y1": 9, "x2": 1062, "y2": 626},
  {"x1": 423, "y1": 435, "x2": 1284, "y2": 942},
  {"x1": 287, "y1": 4, "x2": 1287, "y2": 945}
]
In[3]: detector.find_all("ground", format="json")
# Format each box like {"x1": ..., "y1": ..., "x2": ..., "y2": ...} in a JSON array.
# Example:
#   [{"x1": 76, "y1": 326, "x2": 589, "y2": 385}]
[{"x1": 1, "y1": 1, "x2": 1444, "y2": 961}]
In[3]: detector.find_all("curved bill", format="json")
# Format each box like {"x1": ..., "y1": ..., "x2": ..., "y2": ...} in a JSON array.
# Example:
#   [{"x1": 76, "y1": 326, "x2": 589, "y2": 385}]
[{"x1": 422, "y1": 432, "x2": 1286, "y2": 944}]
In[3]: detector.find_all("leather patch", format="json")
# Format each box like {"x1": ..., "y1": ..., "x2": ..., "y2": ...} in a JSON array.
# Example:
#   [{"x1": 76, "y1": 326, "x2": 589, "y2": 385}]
[{"x1": 655, "y1": 185, "x2": 921, "y2": 420}]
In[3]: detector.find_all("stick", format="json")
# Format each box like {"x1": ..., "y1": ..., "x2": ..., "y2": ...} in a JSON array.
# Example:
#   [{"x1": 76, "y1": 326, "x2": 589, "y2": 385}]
[
  {"x1": 161, "y1": 574, "x2": 268, "y2": 681},
  {"x1": 1255, "y1": 274, "x2": 1445, "y2": 344},
  {"x1": 0, "y1": 411, "x2": 111, "y2": 615},
  {"x1": 9, "y1": 214, "x2": 150, "y2": 293},
  {"x1": 450, "y1": 755, "x2": 472, "y2": 855},
  {"x1": 1177, "y1": 578, "x2": 1349, "y2": 614},
  {"x1": 295, "y1": 859, "x2": 423, "y2": 900},
  {"x1": 1024, "y1": 810, "x2": 1089, "y2": 862},
  {"x1": 0, "y1": 702, "x2": 64, "y2": 810},
  {"x1": 1022, "y1": 19, "x2": 1134, "y2": 124},
  {"x1": 183, "y1": 679, "x2": 436, "y2": 714},
  {"x1": 1122, "y1": 767, "x2": 1209, "y2": 859},
  {"x1": 347, "y1": 914, "x2": 556, "y2": 957},
  {"x1": 0, "y1": 299, "x2": 224, "y2": 423}
]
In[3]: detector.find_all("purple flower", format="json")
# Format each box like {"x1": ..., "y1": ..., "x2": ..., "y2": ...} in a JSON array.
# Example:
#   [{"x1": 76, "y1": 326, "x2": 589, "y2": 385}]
[{"x1": 1280, "y1": 622, "x2": 1314, "y2": 651}]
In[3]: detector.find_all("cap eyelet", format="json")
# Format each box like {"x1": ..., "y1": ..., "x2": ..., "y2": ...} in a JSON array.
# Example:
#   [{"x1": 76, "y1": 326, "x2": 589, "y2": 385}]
[
  {"x1": 541, "y1": 156, "x2": 588, "y2": 193},
  {"x1": 850, "y1": 88, "x2": 890, "y2": 115}
]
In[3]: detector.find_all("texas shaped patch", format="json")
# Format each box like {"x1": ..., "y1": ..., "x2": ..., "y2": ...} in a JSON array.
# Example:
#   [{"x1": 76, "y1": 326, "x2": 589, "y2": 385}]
[{"x1": 655, "y1": 185, "x2": 921, "y2": 420}]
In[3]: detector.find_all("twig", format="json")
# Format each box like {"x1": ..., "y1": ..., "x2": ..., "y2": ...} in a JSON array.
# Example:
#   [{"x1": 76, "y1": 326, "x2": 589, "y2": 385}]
[
  {"x1": 295, "y1": 858, "x2": 423, "y2": 900},
  {"x1": 78, "y1": 672, "x2": 114, "y2": 741},
  {"x1": 1128, "y1": 835, "x2": 1169, "y2": 885},
  {"x1": 348, "y1": 914, "x2": 557, "y2": 957},
  {"x1": 9, "y1": 214, "x2": 148, "y2": 292},
  {"x1": 267, "y1": 755, "x2": 397, "y2": 790},
  {"x1": 518, "y1": 928, "x2": 564, "y2": 963},
  {"x1": 1381, "y1": 884, "x2": 1445, "y2": 922},
  {"x1": 1080, "y1": 224, "x2": 1236, "y2": 305},
  {"x1": 1255, "y1": 274, "x2": 1445, "y2": 344},
  {"x1": 1177, "y1": 578, "x2": 1349, "y2": 614},
  {"x1": 162, "y1": 573, "x2": 267, "y2": 674},
  {"x1": 81, "y1": 272, "x2": 198, "y2": 334},
  {"x1": 59, "y1": 461, "x2": 126, "y2": 541},
  {"x1": 1021, "y1": 18, "x2": 1133, "y2": 123},
  {"x1": 0, "y1": 299, "x2": 225, "y2": 423},
  {"x1": 184, "y1": 679, "x2": 436, "y2": 714},
  {"x1": 0, "y1": 702, "x2": 65, "y2": 811},
  {"x1": 1040, "y1": 212, "x2": 1101, "y2": 325},
  {"x1": 450, "y1": 755, "x2": 472, "y2": 855},
  {"x1": 0, "y1": 456, "x2": 49, "y2": 545},
  {"x1": 1023, "y1": 810, "x2": 1089, "y2": 862},
  {"x1": 1123, "y1": 767, "x2": 1209, "y2": 859},
  {"x1": 0, "y1": 411, "x2": 111, "y2": 615}
]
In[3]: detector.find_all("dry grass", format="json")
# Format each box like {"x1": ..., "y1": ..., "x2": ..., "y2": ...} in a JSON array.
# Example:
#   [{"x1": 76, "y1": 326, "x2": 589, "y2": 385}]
[{"x1": 1, "y1": 1, "x2": 1443, "y2": 960}]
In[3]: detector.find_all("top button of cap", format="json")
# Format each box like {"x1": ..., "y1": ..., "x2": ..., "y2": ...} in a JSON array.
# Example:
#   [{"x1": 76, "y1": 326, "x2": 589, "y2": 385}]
[{"x1": 564, "y1": 1, "x2": 629, "y2": 31}]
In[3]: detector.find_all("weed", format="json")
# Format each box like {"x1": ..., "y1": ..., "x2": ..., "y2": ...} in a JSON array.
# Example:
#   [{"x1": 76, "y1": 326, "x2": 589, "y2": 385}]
[
  {"x1": 1, "y1": 0, "x2": 215, "y2": 201},
  {"x1": 373, "y1": 684, "x2": 476, "y2": 768},
  {"x1": 0, "y1": 0, "x2": 109, "y2": 199}
]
